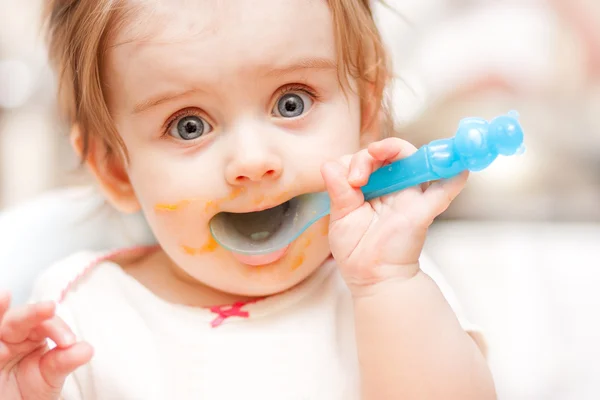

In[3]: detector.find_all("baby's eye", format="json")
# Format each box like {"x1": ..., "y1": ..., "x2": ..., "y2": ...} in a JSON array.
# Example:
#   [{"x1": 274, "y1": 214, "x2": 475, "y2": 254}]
[
  {"x1": 168, "y1": 114, "x2": 213, "y2": 140},
  {"x1": 273, "y1": 91, "x2": 313, "y2": 118}
]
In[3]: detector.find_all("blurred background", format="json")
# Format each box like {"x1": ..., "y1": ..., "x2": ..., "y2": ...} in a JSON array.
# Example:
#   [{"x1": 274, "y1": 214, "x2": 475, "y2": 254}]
[
  {"x1": 1, "y1": 0, "x2": 599, "y2": 218},
  {"x1": 1, "y1": 0, "x2": 599, "y2": 399}
]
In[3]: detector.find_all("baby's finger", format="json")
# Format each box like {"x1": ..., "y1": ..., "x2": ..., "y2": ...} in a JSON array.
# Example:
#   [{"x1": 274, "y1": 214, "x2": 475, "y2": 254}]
[
  {"x1": 0, "y1": 341, "x2": 8, "y2": 364},
  {"x1": 30, "y1": 316, "x2": 76, "y2": 348},
  {"x1": 0, "y1": 291, "x2": 10, "y2": 326},
  {"x1": 338, "y1": 154, "x2": 353, "y2": 169},
  {"x1": 321, "y1": 160, "x2": 364, "y2": 222},
  {"x1": 367, "y1": 137, "x2": 418, "y2": 163},
  {"x1": 38, "y1": 341, "x2": 94, "y2": 390},
  {"x1": 348, "y1": 149, "x2": 384, "y2": 187},
  {"x1": 419, "y1": 171, "x2": 469, "y2": 221},
  {"x1": 0, "y1": 301, "x2": 56, "y2": 344}
]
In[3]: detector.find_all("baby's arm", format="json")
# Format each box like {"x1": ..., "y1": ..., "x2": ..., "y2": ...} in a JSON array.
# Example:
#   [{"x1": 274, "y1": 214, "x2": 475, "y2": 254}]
[
  {"x1": 352, "y1": 269, "x2": 495, "y2": 400},
  {"x1": 321, "y1": 137, "x2": 496, "y2": 399}
]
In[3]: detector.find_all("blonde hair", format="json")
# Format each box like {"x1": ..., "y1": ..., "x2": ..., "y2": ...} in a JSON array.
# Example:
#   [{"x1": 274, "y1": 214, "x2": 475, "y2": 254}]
[{"x1": 44, "y1": 0, "x2": 393, "y2": 162}]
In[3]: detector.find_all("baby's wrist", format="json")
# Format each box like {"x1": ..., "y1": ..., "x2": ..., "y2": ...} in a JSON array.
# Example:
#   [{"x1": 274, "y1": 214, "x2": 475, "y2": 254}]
[{"x1": 346, "y1": 262, "x2": 421, "y2": 299}]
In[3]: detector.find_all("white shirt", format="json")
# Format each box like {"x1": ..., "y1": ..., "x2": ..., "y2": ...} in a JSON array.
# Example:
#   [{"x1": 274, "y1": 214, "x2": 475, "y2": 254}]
[{"x1": 30, "y1": 249, "x2": 484, "y2": 400}]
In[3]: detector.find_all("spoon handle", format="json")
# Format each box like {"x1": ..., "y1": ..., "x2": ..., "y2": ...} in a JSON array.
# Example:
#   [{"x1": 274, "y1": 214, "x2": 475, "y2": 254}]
[
  {"x1": 361, "y1": 147, "x2": 439, "y2": 201},
  {"x1": 360, "y1": 111, "x2": 524, "y2": 201}
]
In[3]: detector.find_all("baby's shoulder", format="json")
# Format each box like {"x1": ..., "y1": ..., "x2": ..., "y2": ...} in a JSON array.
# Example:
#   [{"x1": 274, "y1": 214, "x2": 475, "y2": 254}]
[{"x1": 30, "y1": 250, "x2": 119, "y2": 303}]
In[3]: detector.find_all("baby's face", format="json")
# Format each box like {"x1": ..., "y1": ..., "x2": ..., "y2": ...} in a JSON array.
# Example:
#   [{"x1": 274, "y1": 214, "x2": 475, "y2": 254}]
[{"x1": 104, "y1": 0, "x2": 363, "y2": 296}]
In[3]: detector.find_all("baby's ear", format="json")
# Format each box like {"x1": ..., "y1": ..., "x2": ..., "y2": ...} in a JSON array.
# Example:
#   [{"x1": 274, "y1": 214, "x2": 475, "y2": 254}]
[
  {"x1": 359, "y1": 124, "x2": 380, "y2": 149},
  {"x1": 70, "y1": 124, "x2": 141, "y2": 214},
  {"x1": 359, "y1": 82, "x2": 381, "y2": 149}
]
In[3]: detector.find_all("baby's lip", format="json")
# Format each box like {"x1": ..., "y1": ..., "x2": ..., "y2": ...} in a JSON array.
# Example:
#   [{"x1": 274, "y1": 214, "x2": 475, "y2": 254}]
[
  {"x1": 235, "y1": 200, "x2": 289, "y2": 214},
  {"x1": 230, "y1": 245, "x2": 290, "y2": 266},
  {"x1": 223, "y1": 192, "x2": 294, "y2": 215}
]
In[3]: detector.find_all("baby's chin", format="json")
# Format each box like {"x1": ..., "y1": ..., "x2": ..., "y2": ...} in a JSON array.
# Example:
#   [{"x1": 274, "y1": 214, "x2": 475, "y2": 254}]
[
  {"x1": 207, "y1": 220, "x2": 332, "y2": 296},
  {"x1": 206, "y1": 252, "x2": 327, "y2": 298},
  {"x1": 221, "y1": 272, "x2": 316, "y2": 298}
]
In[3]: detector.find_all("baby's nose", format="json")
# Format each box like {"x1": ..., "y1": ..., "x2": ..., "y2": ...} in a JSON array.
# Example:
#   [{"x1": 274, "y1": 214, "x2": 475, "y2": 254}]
[{"x1": 226, "y1": 154, "x2": 282, "y2": 184}]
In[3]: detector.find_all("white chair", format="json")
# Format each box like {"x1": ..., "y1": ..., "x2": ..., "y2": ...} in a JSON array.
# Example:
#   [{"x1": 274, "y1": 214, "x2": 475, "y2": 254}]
[{"x1": 0, "y1": 186, "x2": 156, "y2": 305}]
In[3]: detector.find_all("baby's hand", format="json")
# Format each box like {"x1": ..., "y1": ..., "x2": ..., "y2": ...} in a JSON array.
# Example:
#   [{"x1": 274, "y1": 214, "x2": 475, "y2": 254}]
[
  {"x1": 321, "y1": 137, "x2": 468, "y2": 296},
  {"x1": 0, "y1": 292, "x2": 93, "y2": 399}
]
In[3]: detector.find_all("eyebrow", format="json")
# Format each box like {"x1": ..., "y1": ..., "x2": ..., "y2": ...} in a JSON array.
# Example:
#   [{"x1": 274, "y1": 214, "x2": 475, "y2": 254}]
[
  {"x1": 132, "y1": 87, "x2": 205, "y2": 114},
  {"x1": 264, "y1": 57, "x2": 338, "y2": 77},
  {"x1": 132, "y1": 57, "x2": 337, "y2": 114}
]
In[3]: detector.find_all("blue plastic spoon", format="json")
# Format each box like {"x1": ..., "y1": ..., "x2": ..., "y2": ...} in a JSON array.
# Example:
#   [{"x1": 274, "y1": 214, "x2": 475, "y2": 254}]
[{"x1": 210, "y1": 111, "x2": 525, "y2": 256}]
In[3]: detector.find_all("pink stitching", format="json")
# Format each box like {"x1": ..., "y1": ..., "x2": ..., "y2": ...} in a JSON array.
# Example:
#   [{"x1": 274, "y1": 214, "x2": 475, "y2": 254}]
[{"x1": 58, "y1": 245, "x2": 159, "y2": 303}]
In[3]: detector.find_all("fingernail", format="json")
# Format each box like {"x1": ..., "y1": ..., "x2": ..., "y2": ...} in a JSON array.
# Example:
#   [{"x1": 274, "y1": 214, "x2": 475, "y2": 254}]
[
  {"x1": 63, "y1": 332, "x2": 76, "y2": 345},
  {"x1": 40, "y1": 300, "x2": 56, "y2": 310},
  {"x1": 348, "y1": 169, "x2": 361, "y2": 182}
]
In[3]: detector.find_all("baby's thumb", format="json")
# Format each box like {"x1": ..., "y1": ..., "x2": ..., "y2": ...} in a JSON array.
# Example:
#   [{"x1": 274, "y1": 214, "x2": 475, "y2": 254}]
[
  {"x1": 321, "y1": 160, "x2": 364, "y2": 222},
  {"x1": 39, "y1": 342, "x2": 94, "y2": 392}
]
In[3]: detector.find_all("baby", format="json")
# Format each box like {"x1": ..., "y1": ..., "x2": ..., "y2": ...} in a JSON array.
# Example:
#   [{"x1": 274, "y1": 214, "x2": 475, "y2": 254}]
[{"x1": 0, "y1": 0, "x2": 495, "y2": 399}]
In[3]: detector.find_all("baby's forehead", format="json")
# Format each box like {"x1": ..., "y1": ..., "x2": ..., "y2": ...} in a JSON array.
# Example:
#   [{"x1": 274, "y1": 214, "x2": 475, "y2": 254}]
[
  {"x1": 104, "y1": 0, "x2": 339, "y2": 110},
  {"x1": 111, "y1": 1, "x2": 218, "y2": 48},
  {"x1": 106, "y1": 1, "x2": 337, "y2": 87},
  {"x1": 110, "y1": 0, "x2": 336, "y2": 60}
]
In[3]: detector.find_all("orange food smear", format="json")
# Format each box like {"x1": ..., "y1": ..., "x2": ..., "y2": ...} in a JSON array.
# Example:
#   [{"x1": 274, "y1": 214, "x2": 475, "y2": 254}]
[
  {"x1": 291, "y1": 236, "x2": 313, "y2": 271},
  {"x1": 156, "y1": 187, "x2": 246, "y2": 214},
  {"x1": 253, "y1": 193, "x2": 265, "y2": 205},
  {"x1": 201, "y1": 236, "x2": 218, "y2": 252},
  {"x1": 155, "y1": 199, "x2": 191, "y2": 212},
  {"x1": 291, "y1": 254, "x2": 305, "y2": 271},
  {"x1": 204, "y1": 200, "x2": 217, "y2": 213},
  {"x1": 181, "y1": 244, "x2": 198, "y2": 255},
  {"x1": 205, "y1": 188, "x2": 246, "y2": 211},
  {"x1": 228, "y1": 187, "x2": 246, "y2": 200},
  {"x1": 155, "y1": 204, "x2": 178, "y2": 211},
  {"x1": 181, "y1": 236, "x2": 218, "y2": 256},
  {"x1": 274, "y1": 190, "x2": 290, "y2": 204}
]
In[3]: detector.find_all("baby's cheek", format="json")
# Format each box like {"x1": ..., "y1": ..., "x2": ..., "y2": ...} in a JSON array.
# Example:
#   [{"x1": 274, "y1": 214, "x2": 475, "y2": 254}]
[{"x1": 143, "y1": 199, "x2": 212, "y2": 251}]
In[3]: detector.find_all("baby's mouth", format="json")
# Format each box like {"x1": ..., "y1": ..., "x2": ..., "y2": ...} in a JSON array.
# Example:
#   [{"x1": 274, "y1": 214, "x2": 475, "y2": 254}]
[
  {"x1": 224, "y1": 200, "x2": 293, "y2": 242},
  {"x1": 209, "y1": 197, "x2": 303, "y2": 262}
]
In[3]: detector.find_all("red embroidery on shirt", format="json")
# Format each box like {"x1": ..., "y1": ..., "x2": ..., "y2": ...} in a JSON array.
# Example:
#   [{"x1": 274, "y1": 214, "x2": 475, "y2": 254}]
[{"x1": 209, "y1": 301, "x2": 252, "y2": 328}]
